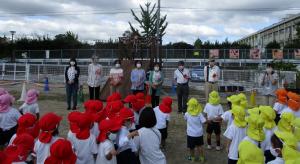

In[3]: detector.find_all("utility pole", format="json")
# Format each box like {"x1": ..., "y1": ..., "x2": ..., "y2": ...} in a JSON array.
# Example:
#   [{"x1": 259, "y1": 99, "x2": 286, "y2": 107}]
[
  {"x1": 156, "y1": 0, "x2": 160, "y2": 63},
  {"x1": 10, "y1": 31, "x2": 16, "y2": 62}
]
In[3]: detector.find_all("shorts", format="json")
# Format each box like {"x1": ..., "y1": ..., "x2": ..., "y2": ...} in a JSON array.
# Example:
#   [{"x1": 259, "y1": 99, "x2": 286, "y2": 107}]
[
  {"x1": 158, "y1": 128, "x2": 168, "y2": 140},
  {"x1": 275, "y1": 114, "x2": 281, "y2": 124},
  {"x1": 187, "y1": 135, "x2": 204, "y2": 149},
  {"x1": 228, "y1": 158, "x2": 237, "y2": 164},
  {"x1": 206, "y1": 122, "x2": 221, "y2": 135},
  {"x1": 0, "y1": 125, "x2": 17, "y2": 146}
]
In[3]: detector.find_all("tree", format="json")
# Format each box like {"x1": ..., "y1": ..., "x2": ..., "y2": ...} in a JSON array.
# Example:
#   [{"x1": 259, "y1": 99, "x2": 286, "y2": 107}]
[
  {"x1": 194, "y1": 38, "x2": 202, "y2": 49},
  {"x1": 265, "y1": 40, "x2": 281, "y2": 49}
]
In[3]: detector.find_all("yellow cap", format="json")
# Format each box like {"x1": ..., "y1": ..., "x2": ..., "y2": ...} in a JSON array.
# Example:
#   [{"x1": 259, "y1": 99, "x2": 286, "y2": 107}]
[
  {"x1": 292, "y1": 118, "x2": 300, "y2": 141},
  {"x1": 187, "y1": 98, "x2": 203, "y2": 116},
  {"x1": 248, "y1": 107, "x2": 260, "y2": 116},
  {"x1": 227, "y1": 95, "x2": 240, "y2": 106},
  {"x1": 274, "y1": 130, "x2": 298, "y2": 148},
  {"x1": 283, "y1": 145, "x2": 300, "y2": 164},
  {"x1": 230, "y1": 105, "x2": 247, "y2": 128},
  {"x1": 238, "y1": 93, "x2": 248, "y2": 109},
  {"x1": 238, "y1": 93, "x2": 247, "y2": 101},
  {"x1": 259, "y1": 106, "x2": 276, "y2": 129},
  {"x1": 246, "y1": 114, "x2": 265, "y2": 141},
  {"x1": 237, "y1": 140, "x2": 264, "y2": 164},
  {"x1": 278, "y1": 112, "x2": 295, "y2": 133},
  {"x1": 208, "y1": 91, "x2": 220, "y2": 105}
]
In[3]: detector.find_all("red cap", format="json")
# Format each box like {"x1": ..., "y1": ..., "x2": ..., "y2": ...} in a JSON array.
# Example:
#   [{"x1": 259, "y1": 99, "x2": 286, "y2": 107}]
[
  {"x1": 275, "y1": 89, "x2": 288, "y2": 97},
  {"x1": 159, "y1": 104, "x2": 172, "y2": 113},
  {"x1": 162, "y1": 97, "x2": 173, "y2": 108},
  {"x1": 98, "y1": 119, "x2": 112, "y2": 142},
  {"x1": 45, "y1": 139, "x2": 77, "y2": 164},
  {"x1": 110, "y1": 116, "x2": 123, "y2": 131},
  {"x1": 67, "y1": 111, "x2": 81, "y2": 134},
  {"x1": 287, "y1": 92, "x2": 300, "y2": 102},
  {"x1": 38, "y1": 113, "x2": 62, "y2": 143},
  {"x1": 17, "y1": 113, "x2": 39, "y2": 138},
  {"x1": 94, "y1": 110, "x2": 107, "y2": 123},
  {"x1": 110, "y1": 101, "x2": 124, "y2": 114},
  {"x1": 288, "y1": 99, "x2": 300, "y2": 111},
  {"x1": 107, "y1": 92, "x2": 122, "y2": 102},
  {"x1": 132, "y1": 99, "x2": 145, "y2": 112},
  {"x1": 120, "y1": 107, "x2": 134, "y2": 123},
  {"x1": 135, "y1": 93, "x2": 145, "y2": 100},
  {"x1": 84, "y1": 100, "x2": 103, "y2": 114},
  {"x1": 277, "y1": 95, "x2": 287, "y2": 104},
  {"x1": 76, "y1": 113, "x2": 92, "y2": 140},
  {"x1": 123, "y1": 95, "x2": 137, "y2": 103}
]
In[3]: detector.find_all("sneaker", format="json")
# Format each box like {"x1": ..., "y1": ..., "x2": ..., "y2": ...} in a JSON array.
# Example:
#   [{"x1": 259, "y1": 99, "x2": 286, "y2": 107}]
[
  {"x1": 216, "y1": 146, "x2": 222, "y2": 151},
  {"x1": 187, "y1": 156, "x2": 195, "y2": 162},
  {"x1": 199, "y1": 156, "x2": 205, "y2": 163},
  {"x1": 207, "y1": 145, "x2": 212, "y2": 149}
]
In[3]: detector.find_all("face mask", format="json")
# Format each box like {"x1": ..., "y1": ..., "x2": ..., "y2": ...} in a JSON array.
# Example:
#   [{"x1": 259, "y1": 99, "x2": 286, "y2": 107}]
[
  {"x1": 124, "y1": 121, "x2": 132, "y2": 128},
  {"x1": 136, "y1": 64, "x2": 141, "y2": 68},
  {"x1": 70, "y1": 61, "x2": 75, "y2": 66},
  {"x1": 270, "y1": 147, "x2": 279, "y2": 157},
  {"x1": 178, "y1": 66, "x2": 184, "y2": 70},
  {"x1": 115, "y1": 64, "x2": 120, "y2": 68},
  {"x1": 266, "y1": 68, "x2": 273, "y2": 74},
  {"x1": 154, "y1": 67, "x2": 159, "y2": 71},
  {"x1": 108, "y1": 133, "x2": 117, "y2": 142}
]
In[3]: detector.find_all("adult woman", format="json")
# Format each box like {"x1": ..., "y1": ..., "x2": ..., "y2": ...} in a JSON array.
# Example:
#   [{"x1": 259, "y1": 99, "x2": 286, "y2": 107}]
[
  {"x1": 260, "y1": 63, "x2": 278, "y2": 106},
  {"x1": 87, "y1": 55, "x2": 102, "y2": 100},
  {"x1": 65, "y1": 58, "x2": 80, "y2": 110},
  {"x1": 130, "y1": 60, "x2": 146, "y2": 94},
  {"x1": 149, "y1": 63, "x2": 164, "y2": 108},
  {"x1": 109, "y1": 59, "x2": 123, "y2": 95}
]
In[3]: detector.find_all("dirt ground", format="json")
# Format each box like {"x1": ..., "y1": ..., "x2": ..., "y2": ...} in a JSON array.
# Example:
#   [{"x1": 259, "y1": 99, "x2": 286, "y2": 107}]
[{"x1": 4, "y1": 82, "x2": 263, "y2": 164}]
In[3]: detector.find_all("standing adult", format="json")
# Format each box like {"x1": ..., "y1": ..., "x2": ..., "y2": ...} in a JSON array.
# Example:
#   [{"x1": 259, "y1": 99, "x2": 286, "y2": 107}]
[
  {"x1": 131, "y1": 60, "x2": 146, "y2": 95},
  {"x1": 260, "y1": 63, "x2": 278, "y2": 106},
  {"x1": 149, "y1": 63, "x2": 164, "y2": 108},
  {"x1": 65, "y1": 58, "x2": 80, "y2": 110},
  {"x1": 109, "y1": 59, "x2": 124, "y2": 95},
  {"x1": 204, "y1": 59, "x2": 220, "y2": 102},
  {"x1": 174, "y1": 61, "x2": 190, "y2": 114},
  {"x1": 87, "y1": 55, "x2": 102, "y2": 100}
]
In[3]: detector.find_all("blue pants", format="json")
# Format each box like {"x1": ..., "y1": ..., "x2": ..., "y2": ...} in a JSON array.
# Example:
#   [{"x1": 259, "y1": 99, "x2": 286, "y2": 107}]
[{"x1": 66, "y1": 83, "x2": 78, "y2": 109}]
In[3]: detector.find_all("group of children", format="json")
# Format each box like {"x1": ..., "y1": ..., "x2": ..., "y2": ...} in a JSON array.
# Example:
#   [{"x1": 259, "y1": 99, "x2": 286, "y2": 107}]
[
  {"x1": 0, "y1": 88, "x2": 173, "y2": 164},
  {"x1": 183, "y1": 89, "x2": 300, "y2": 164}
]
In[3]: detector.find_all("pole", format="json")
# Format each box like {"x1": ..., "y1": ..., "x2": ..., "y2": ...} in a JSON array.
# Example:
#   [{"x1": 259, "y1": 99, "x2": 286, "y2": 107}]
[{"x1": 156, "y1": 0, "x2": 160, "y2": 63}]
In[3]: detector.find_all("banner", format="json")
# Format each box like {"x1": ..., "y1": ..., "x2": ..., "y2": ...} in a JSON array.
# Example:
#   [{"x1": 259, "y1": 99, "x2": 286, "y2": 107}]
[
  {"x1": 294, "y1": 49, "x2": 300, "y2": 60},
  {"x1": 272, "y1": 49, "x2": 283, "y2": 59},
  {"x1": 209, "y1": 49, "x2": 219, "y2": 59},
  {"x1": 250, "y1": 49, "x2": 261, "y2": 59},
  {"x1": 229, "y1": 49, "x2": 239, "y2": 59}
]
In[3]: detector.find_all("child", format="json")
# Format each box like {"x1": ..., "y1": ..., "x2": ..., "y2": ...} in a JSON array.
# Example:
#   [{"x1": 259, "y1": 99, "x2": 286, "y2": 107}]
[
  {"x1": 281, "y1": 92, "x2": 300, "y2": 118},
  {"x1": 9, "y1": 113, "x2": 39, "y2": 145},
  {"x1": 109, "y1": 59, "x2": 124, "y2": 95},
  {"x1": 273, "y1": 89, "x2": 288, "y2": 123},
  {"x1": 277, "y1": 112, "x2": 295, "y2": 133},
  {"x1": 154, "y1": 97, "x2": 172, "y2": 149},
  {"x1": 223, "y1": 105, "x2": 247, "y2": 164},
  {"x1": 69, "y1": 112, "x2": 97, "y2": 164},
  {"x1": 221, "y1": 95, "x2": 240, "y2": 130},
  {"x1": 203, "y1": 91, "x2": 224, "y2": 150},
  {"x1": 132, "y1": 99, "x2": 146, "y2": 130},
  {"x1": 292, "y1": 118, "x2": 300, "y2": 151},
  {"x1": 0, "y1": 93, "x2": 21, "y2": 147},
  {"x1": 2, "y1": 133, "x2": 35, "y2": 164},
  {"x1": 67, "y1": 111, "x2": 81, "y2": 143},
  {"x1": 184, "y1": 98, "x2": 206, "y2": 162},
  {"x1": 33, "y1": 112, "x2": 62, "y2": 164},
  {"x1": 96, "y1": 118, "x2": 122, "y2": 164},
  {"x1": 260, "y1": 106, "x2": 277, "y2": 163},
  {"x1": 238, "y1": 114, "x2": 265, "y2": 164},
  {"x1": 84, "y1": 100, "x2": 103, "y2": 138},
  {"x1": 116, "y1": 107, "x2": 138, "y2": 164},
  {"x1": 131, "y1": 107, "x2": 166, "y2": 164},
  {"x1": 45, "y1": 139, "x2": 77, "y2": 164},
  {"x1": 267, "y1": 133, "x2": 284, "y2": 164},
  {"x1": 19, "y1": 89, "x2": 40, "y2": 119}
]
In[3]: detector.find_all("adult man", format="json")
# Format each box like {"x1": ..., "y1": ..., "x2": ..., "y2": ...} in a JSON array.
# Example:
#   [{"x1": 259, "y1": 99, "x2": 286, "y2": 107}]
[
  {"x1": 174, "y1": 61, "x2": 190, "y2": 114},
  {"x1": 204, "y1": 59, "x2": 220, "y2": 101}
]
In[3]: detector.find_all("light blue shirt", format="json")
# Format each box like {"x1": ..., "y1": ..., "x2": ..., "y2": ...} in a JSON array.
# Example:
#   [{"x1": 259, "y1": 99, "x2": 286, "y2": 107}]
[{"x1": 131, "y1": 68, "x2": 146, "y2": 90}]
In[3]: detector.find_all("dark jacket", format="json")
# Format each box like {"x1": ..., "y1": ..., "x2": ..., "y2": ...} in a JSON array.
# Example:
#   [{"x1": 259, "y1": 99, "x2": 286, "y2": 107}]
[{"x1": 65, "y1": 65, "x2": 80, "y2": 84}]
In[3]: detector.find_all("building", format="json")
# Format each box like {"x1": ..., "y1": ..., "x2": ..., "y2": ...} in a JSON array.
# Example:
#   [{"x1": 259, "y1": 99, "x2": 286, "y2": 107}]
[{"x1": 237, "y1": 13, "x2": 300, "y2": 48}]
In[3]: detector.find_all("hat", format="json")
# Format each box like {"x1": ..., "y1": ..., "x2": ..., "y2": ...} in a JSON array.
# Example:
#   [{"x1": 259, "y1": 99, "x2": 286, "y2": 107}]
[
  {"x1": 38, "y1": 113, "x2": 62, "y2": 143},
  {"x1": 287, "y1": 92, "x2": 300, "y2": 102},
  {"x1": 247, "y1": 107, "x2": 260, "y2": 116},
  {"x1": 119, "y1": 107, "x2": 134, "y2": 123},
  {"x1": 276, "y1": 89, "x2": 288, "y2": 97},
  {"x1": 277, "y1": 95, "x2": 288, "y2": 105},
  {"x1": 162, "y1": 97, "x2": 173, "y2": 108},
  {"x1": 98, "y1": 118, "x2": 121, "y2": 142},
  {"x1": 45, "y1": 139, "x2": 77, "y2": 164},
  {"x1": 278, "y1": 112, "x2": 295, "y2": 133},
  {"x1": 288, "y1": 99, "x2": 300, "y2": 112},
  {"x1": 230, "y1": 105, "x2": 247, "y2": 128},
  {"x1": 259, "y1": 106, "x2": 276, "y2": 129},
  {"x1": 123, "y1": 95, "x2": 137, "y2": 103},
  {"x1": 135, "y1": 93, "x2": 145, "y2": 100},
  {"x1": 246, "y1": 114, "x2": 265, "y2": 141},
  {"x1": 84, "y1": 100, "x2": 103, "y2": 114},
  {"x1": 17, "y1": 113, "x2": 39, "y2": 138},
  {"x1": 132, "y1": 99, "x2": 145, "y2": 112},
  {"x1": 76, "y1": 113, "x2": 92, "y2": 140},
  {"x1": 67, "y1": 111, "x2": 81, "y2": 134},
  {"x1": 227, "y1": 95, "x2": 240, "y2": 106},
  {"x1": 237, "y1": 140, "x2": 265, "y2": 164},
  {"x1": 274, "y1": 130, "x2": 298, "y2": 148},
  {"x1": 187, "y1": 98, "x2": 203, "y2": 116},
  {"x1": 208, "y1": 91, "x2": 220, "y2": 105},
  {"x1": 25, "y1": 89, "x2": 39, "y2": 105},
  {"x1": 292, "y1": 118, "x2": 300, "y2": 141},
  {"x1": 159, "y1": 104, "x2": 172, "y2": 114},
  {"x1": 94, "y1": 109, "x2": 107, "y2": 123},
  {"x1": 110, "y1": 116, "x2": 123, "y2": 132},
  {"x1": 107, "y1": 92, "x2": 122, "y2": 102},
  {"x1": 4, "y1": 134, "x2": 35, "y2": 163},
  {"x1": 0, "y1": 93, "x2": 14, "y2": 113}
]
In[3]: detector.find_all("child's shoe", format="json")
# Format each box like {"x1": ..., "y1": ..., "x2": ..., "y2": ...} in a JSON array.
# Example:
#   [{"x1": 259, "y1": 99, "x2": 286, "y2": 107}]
[
  {"x1": 216, "y1": 146, "x2": 222, "y2": 151},
  {"x1": 207, "y1": 145, "x2": 212, "y2": 149},
  {"x1": 199, "y1": 156, "x2": 205, "y2": 163},
  {"x1": 187, "y1": 156, "x2": 195, "y2": 162}
]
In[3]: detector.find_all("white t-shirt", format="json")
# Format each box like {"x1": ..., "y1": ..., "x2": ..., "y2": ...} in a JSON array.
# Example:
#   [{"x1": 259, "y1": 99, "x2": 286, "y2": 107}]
[
  {"x1": 204, "y1": 65, "x2": 220, "y2": 82},
  {"x1": 91, "y1": 122, "x2": 100, "y2": 139},
  {"x1": 204, "y1": 103, "x2": 224, "y2": 121},
  {"x1": 70, "y1": 134, "x2": 98, "y2": 164},
  {"x1": 19, "y1": 103, "x2": 39, "y2": 115},
  {"x1": 273, "y1": 102, "x2": 287, "y2": 115},
  {"x1": 154, "y1": 106, "x2": 170, "y2": 129},
  {"x1": 174, "y1": 68, "x2": 190, "y2": 84},
  {"x1": 281, "y1": 107, "x2": 300, "y2": 118},
  {"x1": 116, "y1": 126, "x2": 137, "y2": 153},
  {"x1": 223, "y1": 123, "x2": 246, "y2": 160},
  {"x1": 261, "y1": 127, "x2": 276, "y2": 151},
  {"x1": 87, "y1": 63, "x2": 102, "y2": 87},
  {"x1": 96, "y1": 139, "x2": 117, "y2": 164},
  {"x1": 33, "y1": 136, "x2": 60, "y2": 164},
  {"x1": 184, "y1": 112, "x2": 206, "y2": 137},
  {"x1": 267, "y1": 157, "x2": 284, "y2": 164},
  {"x1": 221, "y1": 111, "x2": 233, "y2": 129},
  {"x1": 136, "y1": 127, "x2": 166, "y2": 164},
  {"x1": 0, "y1": 107, "x2": 21, "y2": 130},
  {"x1": 67, "y1": 130, "x2": 76, "y2": 143}
]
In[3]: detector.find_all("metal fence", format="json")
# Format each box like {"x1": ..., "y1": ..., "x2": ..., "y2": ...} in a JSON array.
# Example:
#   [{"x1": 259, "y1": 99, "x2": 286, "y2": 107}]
[
  {"x1": 13, "y1": 48, "x2": 300, "y2": 60},
  {"x1": 0, "y1": 63, "x2": 297, "y2": 92}
]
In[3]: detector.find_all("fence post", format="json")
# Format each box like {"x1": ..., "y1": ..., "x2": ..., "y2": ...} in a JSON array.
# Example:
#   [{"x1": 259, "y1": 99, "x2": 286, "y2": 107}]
[
  {"x1": 26, "y1": 64, "x2": 30, "y2": 82},
  {"x1": 2, "y1": 63, "x2": 5, "y2": 80},
  {"x1": 13, "y1": 63, "x2": 16, "y2": 81},
  {"x1": 37, "y1": 65, "x2": 40, "y2": 82}
]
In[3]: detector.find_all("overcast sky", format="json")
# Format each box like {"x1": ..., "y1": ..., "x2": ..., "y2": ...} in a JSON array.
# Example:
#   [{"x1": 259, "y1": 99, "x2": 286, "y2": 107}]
[{"x1": 0, "y1": 0, "x2": 299, "y2": 44}]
